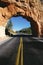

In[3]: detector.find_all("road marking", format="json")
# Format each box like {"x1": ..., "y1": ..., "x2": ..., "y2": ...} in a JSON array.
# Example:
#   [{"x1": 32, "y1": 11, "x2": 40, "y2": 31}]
[
  {"x1": 21, "y1": 37, "x2": 23, "y2": 65},
  {"x1": 15, "y1": 37, "x2": 23, "y2": 65}
]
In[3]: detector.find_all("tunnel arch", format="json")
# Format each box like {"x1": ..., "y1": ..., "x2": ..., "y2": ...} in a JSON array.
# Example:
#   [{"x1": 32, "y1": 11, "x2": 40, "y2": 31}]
[
  {"x1": 0, "y1": 0, "x2": 42, "y2": 37},
  {"x1": 5, "y1": 15, "x2": 39, "y2": 37},
  {"x1": 5, "y1": 2, "x2": 41, "y2": 37},
  {"x1": 13, "y1": 15, "x2": 39, "y2": 37}
]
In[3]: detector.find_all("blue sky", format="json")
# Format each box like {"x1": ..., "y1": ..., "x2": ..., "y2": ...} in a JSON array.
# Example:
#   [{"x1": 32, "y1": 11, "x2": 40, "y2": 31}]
[{"x1": 10, "y1": 16, "x2": 31, "y2": 31}]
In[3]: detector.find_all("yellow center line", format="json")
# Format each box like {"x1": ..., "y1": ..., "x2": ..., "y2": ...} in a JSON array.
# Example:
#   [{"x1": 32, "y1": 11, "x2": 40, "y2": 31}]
[
  {"x1": 21, "y1": 37, "x2": 23, "y2": 65},
  {"x1": 15, "y1": 37, "x2": 23, "y2": 65}
]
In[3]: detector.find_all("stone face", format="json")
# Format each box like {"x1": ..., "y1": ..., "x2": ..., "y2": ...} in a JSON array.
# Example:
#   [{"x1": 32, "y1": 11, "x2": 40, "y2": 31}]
[
  {"x1": 0, "y1": 26, "x2": 6, "y2": 37},
  {"x1": 0, "y1": 0, "x2": 43, "y2": 37}
]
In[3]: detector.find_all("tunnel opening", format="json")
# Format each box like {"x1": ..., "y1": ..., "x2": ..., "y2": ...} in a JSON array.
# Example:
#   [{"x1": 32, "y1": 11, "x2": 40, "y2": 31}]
[{"x1": 5, "y1": 16, "x2": 32, "y2": 37}]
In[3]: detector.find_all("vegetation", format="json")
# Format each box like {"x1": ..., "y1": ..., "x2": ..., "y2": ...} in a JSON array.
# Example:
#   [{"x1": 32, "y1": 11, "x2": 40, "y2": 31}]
[
  {"x1": 17, "y1": 27, "x2": 32, "y2": 34},
  {"x1": 6, "y1": 20, "x2": 13, "y2": 30},
  {"x1": 5, "y1": 19, "x2": 32, "y2": 36},
  {"x1": 5, "y1": 20, "x2": 13, "y2": 36}
]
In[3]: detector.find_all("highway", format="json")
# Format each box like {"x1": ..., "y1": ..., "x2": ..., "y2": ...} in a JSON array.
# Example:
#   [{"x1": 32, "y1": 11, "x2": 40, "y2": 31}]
[
  {"x1": 0, "y1": 36, "x2": 43, "y2": 65},
  {"x1": 0, "y1": 37, "x2": 20, "y2": 65},
  {"x1": 23, "y1": 37, "x2": 43, "y2": 65}
]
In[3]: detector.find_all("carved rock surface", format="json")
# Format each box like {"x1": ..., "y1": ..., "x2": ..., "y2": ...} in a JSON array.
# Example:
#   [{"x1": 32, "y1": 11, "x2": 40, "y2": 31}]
[{"x1": 0, "y1": 0, "x2": 43, "y2": 37}]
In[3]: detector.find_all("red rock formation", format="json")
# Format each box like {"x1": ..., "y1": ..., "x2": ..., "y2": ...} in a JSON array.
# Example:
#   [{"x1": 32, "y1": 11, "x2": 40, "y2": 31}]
[{"x1": 0, "y1": 0, "x2": 43, "y2": 37}]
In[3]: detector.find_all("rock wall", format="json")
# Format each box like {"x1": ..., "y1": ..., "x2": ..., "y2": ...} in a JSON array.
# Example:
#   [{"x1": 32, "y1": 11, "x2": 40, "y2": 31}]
[
  {"x1": 0, "y1": 0, "x2": 43, "y2": 37},
  {"x1": 0, "y1": 26, "x2": 6, "y2": 37}
]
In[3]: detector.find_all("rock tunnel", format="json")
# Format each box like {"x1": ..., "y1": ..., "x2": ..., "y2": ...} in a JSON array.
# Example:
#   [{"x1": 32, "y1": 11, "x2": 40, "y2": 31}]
[{"x1": 0, "y1": 0, "x2": 43, "y2": 37}]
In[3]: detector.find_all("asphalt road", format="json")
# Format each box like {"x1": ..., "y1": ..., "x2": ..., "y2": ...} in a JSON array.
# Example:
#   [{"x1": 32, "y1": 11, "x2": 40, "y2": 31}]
[
  {"x1": 0, "y1": 36, "x2": 43, "y2": 65},
  {"x1": 23, "y1": 37, "x2": 43, "y2": 65},
  {"x1": 0, "y1": 37, "x2": 20, "y2": 65}
]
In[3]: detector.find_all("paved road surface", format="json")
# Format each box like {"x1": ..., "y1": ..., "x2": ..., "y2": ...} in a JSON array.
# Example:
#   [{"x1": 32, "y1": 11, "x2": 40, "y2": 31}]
[
  {"x1": 23, "y1": 37, "x2": 43, "y2": 65},
  {"x1": 0, "y1": 36, "x2": 43, "y2": 65},
  {"x1": 0, "y1": 37, "x2": 20, "y2": 65}
]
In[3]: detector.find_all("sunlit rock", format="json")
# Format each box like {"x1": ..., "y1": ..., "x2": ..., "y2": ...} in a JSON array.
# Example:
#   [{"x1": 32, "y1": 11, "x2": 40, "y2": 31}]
[
  {"x1": 0, "y1": 26, "x2": 6, "y2": 37},
  {"x1": 0, "y1": 0, "x2": 43, "y2": 37}
]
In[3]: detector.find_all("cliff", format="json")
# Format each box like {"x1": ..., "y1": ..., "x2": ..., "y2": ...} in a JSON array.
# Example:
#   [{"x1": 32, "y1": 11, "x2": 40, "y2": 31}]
[{"x1": 0, "y1": 0, "x2": 43, "y2": 37}]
